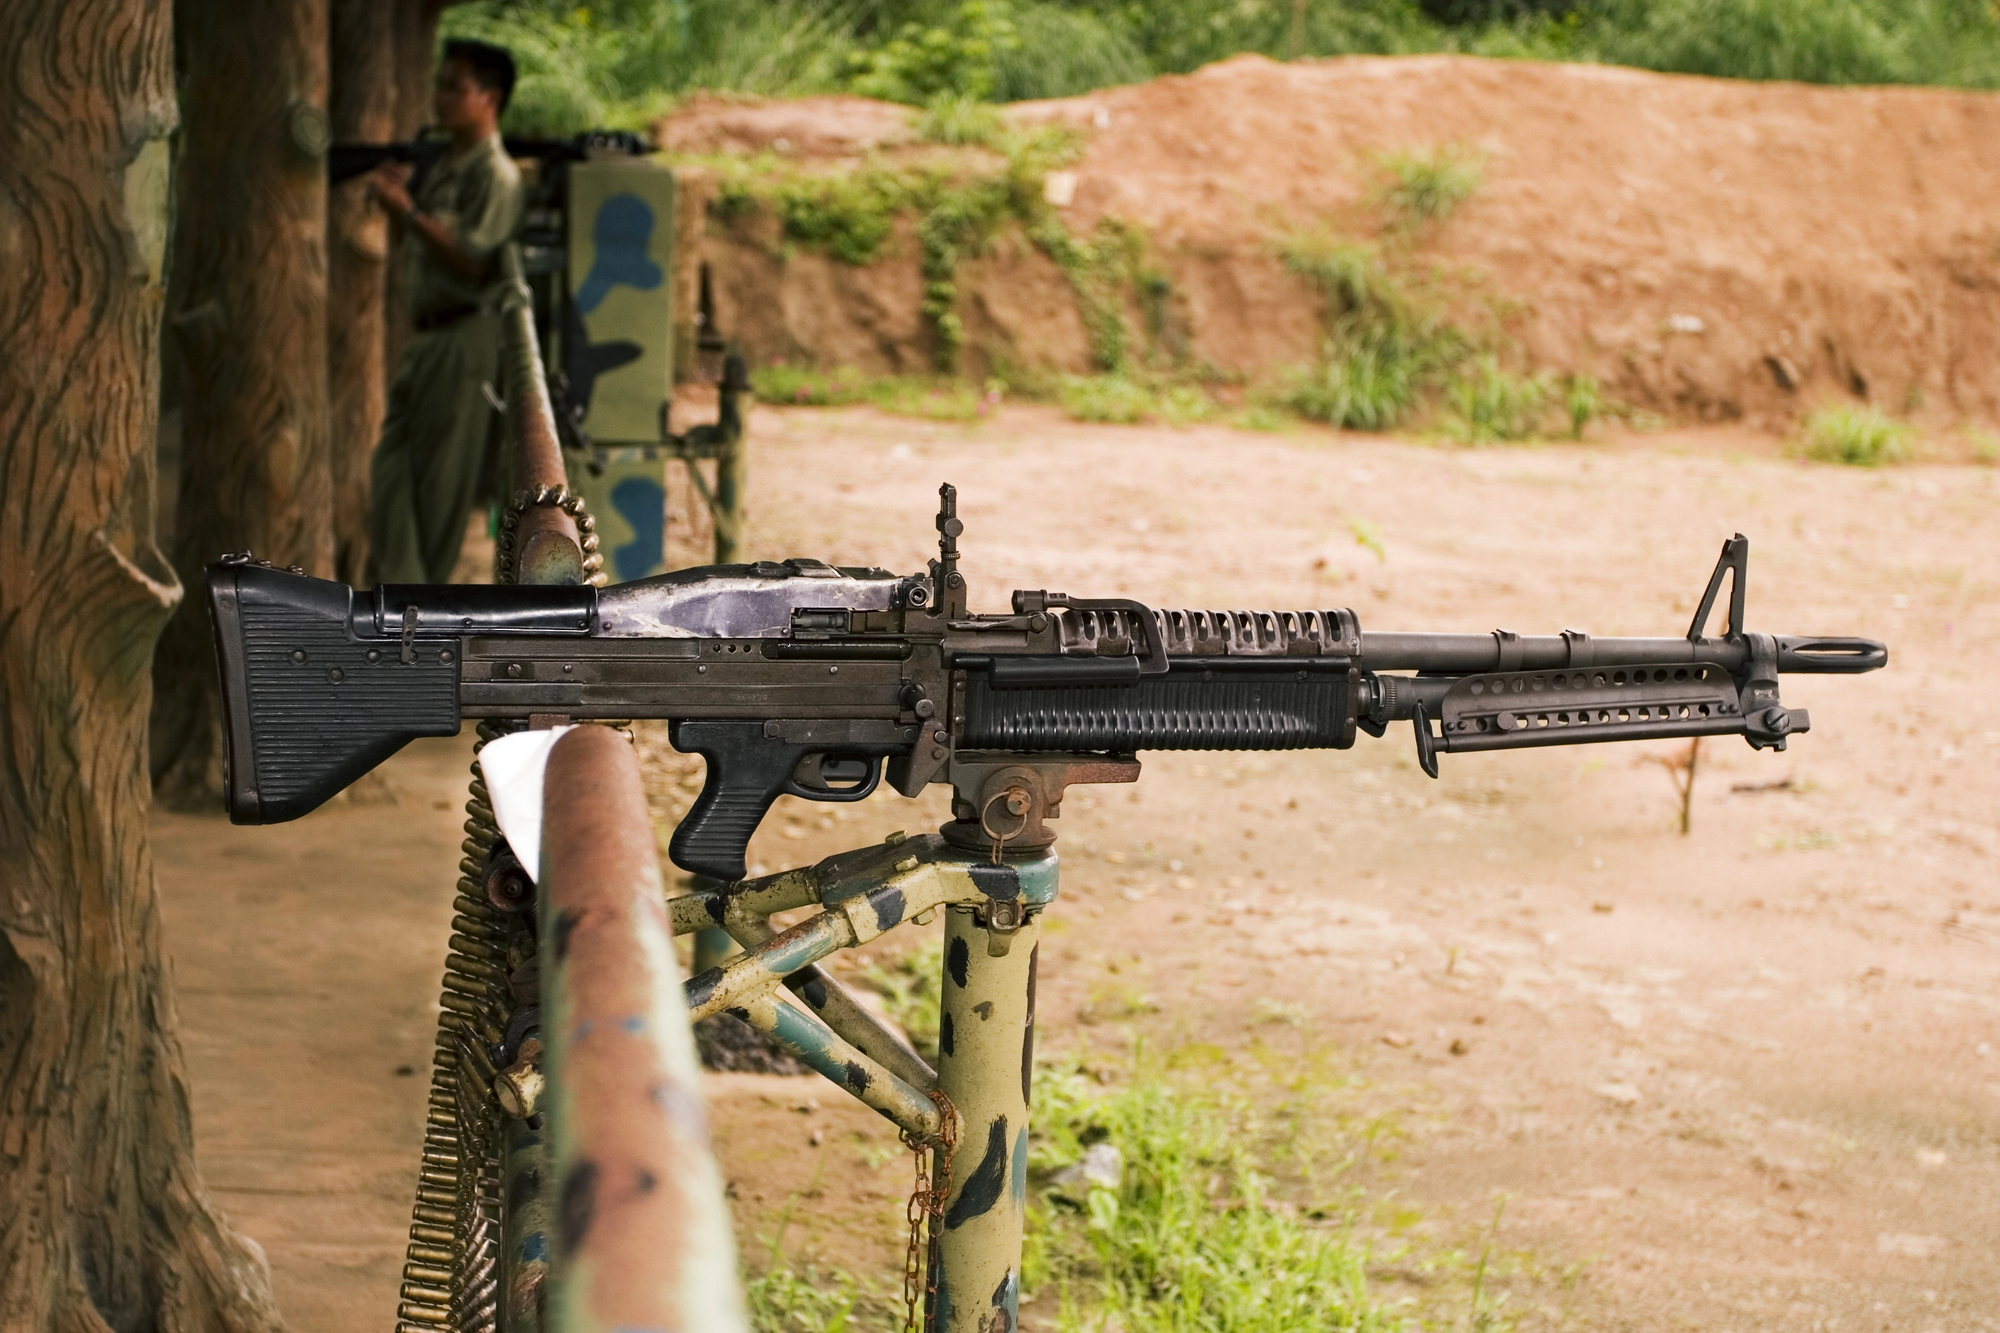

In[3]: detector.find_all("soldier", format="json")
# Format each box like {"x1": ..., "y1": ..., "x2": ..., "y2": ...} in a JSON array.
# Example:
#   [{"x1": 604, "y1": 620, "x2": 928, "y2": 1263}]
[{"x1": 365, "y1": 39, "x2": 524, "y2": 584}]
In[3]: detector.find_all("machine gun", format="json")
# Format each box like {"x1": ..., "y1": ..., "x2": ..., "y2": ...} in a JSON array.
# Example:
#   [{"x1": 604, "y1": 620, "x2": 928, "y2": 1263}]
[
  {"x1": 327, "y1": 129, "x2": 650, "y2": 187},
  {"x1": 207, "y1": 485, "x2": 1885, "y2": 881}
]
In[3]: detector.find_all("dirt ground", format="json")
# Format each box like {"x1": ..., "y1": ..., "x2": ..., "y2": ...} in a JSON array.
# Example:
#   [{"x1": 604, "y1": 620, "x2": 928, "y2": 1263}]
[
  {"x1": 156, "y1": 403, "x2": 1998, "y2": 1331},
  {"x1": 671, "y1": 56, "x2": 2000, "y2": 431}
]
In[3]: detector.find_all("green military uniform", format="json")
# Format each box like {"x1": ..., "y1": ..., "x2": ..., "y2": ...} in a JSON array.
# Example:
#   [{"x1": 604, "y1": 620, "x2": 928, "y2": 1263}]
[{"x1": 368, "y1": 133, "x2": 524, "y2": 584}]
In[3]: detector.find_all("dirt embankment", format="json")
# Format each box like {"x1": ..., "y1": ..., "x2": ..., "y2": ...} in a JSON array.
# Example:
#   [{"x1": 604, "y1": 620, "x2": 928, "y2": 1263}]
[{"x1": 667, "y1": 55, "x2": 2000, "y2": 428}]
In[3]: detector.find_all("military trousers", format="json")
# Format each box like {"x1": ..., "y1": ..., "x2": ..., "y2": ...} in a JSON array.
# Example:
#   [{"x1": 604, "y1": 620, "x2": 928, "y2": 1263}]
[{"x1": 368, "y1": 314, "x2": 501, "y2": 584}]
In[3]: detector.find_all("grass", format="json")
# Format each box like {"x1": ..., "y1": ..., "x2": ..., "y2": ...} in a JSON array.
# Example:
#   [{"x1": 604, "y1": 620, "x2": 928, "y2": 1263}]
[
  {"x1": 859, "y1": 938, "x2": 945, "y2": 1060},
  {"x1": 1025, "y1": 1053, "x2": 1402, "y2": 1333},
  {"x1": 748, "y1": 363, "x2": 995, "y2": 421},
  {"x1": 1438, "y1": 355, "x2": 1556, "y2": 444},
  {"x1": 1370, "y1": 145, "x2": 1485, "y2": 232},
  {"x1": 1057, "y1": 373, "x2": 1218, "y2": 427},
  {"x1": 1795, "y1": 404, "x2": 1914, "y2": 465}
]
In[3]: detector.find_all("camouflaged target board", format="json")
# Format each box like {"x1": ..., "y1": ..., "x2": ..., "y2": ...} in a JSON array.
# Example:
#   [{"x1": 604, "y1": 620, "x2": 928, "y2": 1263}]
[
  {"x1": 565, "y1": 157, "x2": 675, "y2": 443},
  {"x1": 567, "y1": 444, "x2": 671, "y2": 582},
  {"x1": 564, "y1": 158, "x2": 676, "y2": 579}
]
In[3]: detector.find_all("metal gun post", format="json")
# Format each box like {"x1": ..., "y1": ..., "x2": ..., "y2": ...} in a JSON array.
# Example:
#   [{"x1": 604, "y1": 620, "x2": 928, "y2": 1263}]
[{"x1": 932, "y1": 895, "x2": 1039, "y2": 1332}]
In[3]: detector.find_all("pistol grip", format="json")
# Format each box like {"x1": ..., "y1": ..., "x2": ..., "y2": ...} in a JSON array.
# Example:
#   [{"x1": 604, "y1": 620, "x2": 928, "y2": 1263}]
[{"x1": 666, "y1": 721, "x2": 803, "y2": 882}]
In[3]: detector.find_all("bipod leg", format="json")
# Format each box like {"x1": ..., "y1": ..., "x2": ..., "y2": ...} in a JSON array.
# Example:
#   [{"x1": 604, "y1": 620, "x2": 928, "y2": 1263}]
[{"x1": 930, "y1": 898, "x2": 1039, "y2": 1331}]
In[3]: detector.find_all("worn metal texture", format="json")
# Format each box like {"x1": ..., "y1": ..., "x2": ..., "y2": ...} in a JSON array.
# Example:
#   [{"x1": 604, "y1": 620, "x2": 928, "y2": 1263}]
[
  {"x1": 594, "y1": 561, "x2": 904, "y2": 639},
  {"x1": 667, "y1": 862, "x2": 821, "y2": 936},
  {"x1": 540, "y1": 726, "x2": 746, "y2": 1333},
  {"x1": 500, "y1": 1116, "x2": 550, "y2": 1333},
  {"x1": 723, "y1": 901, "x2": 936, "y2": 1094},
  {"x1": 683, "y1": 863, "x2": 961, "y2": 1022},
  {"x1": 497, "y1": 247, "x2": 584, "y2": 586},
  {"x1": 731, "y1": 991, "x2": 942, "y2": 1139},
  {"x1": 931, "y1": 905, "x2": 1039, "y2": 1333}
]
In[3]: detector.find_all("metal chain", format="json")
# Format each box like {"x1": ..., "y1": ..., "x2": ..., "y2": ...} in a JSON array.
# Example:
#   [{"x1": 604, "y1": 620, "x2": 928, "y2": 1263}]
[
  {"x1": 494, "y1": 484, "x2": 607, "y2": 587},
  {"x1": 900, "y1": 1090, "x2": 961, "y2": 1333}
]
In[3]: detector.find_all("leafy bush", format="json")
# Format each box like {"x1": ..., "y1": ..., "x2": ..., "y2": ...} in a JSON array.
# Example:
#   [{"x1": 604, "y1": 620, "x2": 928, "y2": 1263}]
[
  {"x1": 1796, "y1": 404, "x2": 1914, "y2": 465},
  {"x1": 845, "y1": 1, "x2": 1017, "y2": 104}
]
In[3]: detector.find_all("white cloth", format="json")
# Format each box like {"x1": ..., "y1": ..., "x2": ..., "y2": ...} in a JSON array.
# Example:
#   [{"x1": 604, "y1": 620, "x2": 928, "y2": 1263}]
[{"x1": 476, "y1": 726, "x2": 577, "y2": 882}]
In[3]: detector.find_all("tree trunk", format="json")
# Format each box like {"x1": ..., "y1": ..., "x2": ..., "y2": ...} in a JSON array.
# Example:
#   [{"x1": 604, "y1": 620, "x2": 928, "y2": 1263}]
[
  {"x1": 0, "y1": 4, "x2": 288, "y2": 1331},
  {"x1": 152, "y1": 0, "x2": 336, "y2": 809},
  {"x1": 328, "y1": 0, "x2": 402, "y2": 584},
  {"x1": 382, "y1": 0, "x2": 450, "y2": 377}
]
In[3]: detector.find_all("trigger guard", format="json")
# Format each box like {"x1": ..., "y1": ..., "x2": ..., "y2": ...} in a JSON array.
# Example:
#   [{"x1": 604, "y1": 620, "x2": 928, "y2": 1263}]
[{"x1": 783, "y1": 755, "x2": 885, "y2": 804}]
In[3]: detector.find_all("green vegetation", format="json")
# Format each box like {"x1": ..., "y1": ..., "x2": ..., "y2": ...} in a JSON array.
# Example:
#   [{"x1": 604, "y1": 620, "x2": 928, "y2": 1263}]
[
  {"x1": 1025, "y1": 1052, "x2": 1401, "y2": 1332},
  {"x1": 1796, "y1": 404, "x2": 1914, "y2": 465},
  {"x1": 749, "y1": 363, "x2": 998, "y2": 420},
  {"x1": 1058, "y1": 373, "x2": 1217, "y2": 426},
  {"x1": 859, "y1": 938, "x2": 946, "y2": 1059},
  {"x1": 1370, "y1": 145, "x2": 1485, "y2": 232},
  {"x1": 445, "y1": 1, "x2": 2000, "y2": 140}
]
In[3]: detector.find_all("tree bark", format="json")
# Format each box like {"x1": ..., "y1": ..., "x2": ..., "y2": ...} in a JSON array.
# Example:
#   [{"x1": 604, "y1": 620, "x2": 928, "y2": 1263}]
[
  {"x1": 0, "y1": 4, "x2": 287, "y2": 1331},
  {"x1": 382, "y1": 0, "x2": 451, "y2": 378},
  {"x1": 151, "y1": 0, "x2": 336, "y2": 809},
  {"x1": 328, "y1": 0, "x2": 402, "y2": 584}
]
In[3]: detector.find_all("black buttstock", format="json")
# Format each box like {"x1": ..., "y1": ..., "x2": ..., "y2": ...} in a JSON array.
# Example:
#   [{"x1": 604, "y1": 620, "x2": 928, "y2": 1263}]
[{"x1": 207, "y1": 563, "x2": 461, "y2": 823}]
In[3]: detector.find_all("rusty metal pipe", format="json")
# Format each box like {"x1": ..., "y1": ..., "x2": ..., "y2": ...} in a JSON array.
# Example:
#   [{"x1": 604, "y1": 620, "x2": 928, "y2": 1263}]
[
  {"x1": 539, "y1": 725, "x2": 746, "y2": 1332},
  {"x1": 497, "y1": 247, "x2": 584, "y2": 587}
]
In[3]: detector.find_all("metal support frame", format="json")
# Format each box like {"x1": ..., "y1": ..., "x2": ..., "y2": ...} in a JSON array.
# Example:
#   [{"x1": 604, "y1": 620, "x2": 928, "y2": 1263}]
[{"x1": 667, "y1": 832, "x2": 1056, "y2": 1333}]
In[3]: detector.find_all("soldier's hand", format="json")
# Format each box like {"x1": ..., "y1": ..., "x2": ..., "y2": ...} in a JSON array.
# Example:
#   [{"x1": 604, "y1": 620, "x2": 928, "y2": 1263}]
[{"x1": 368, "y1": 163, "x2": 415, "y2": 218}]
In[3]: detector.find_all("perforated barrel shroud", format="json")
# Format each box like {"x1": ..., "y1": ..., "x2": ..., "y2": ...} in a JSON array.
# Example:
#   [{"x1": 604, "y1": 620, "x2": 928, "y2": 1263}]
[{"x1": 961, "y1": 606, "x2": 1360, "y2": 752}]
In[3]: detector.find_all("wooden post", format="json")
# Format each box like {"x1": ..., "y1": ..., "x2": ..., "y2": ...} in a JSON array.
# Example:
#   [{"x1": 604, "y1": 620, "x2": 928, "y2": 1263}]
[
  {"x1": 0, "y1": 2, "x2": 285, "y2": 1327},
  {"x1": 152, "y1": 0, "x2": 337, "y2": 808},
  {"x1": 328, "y1": 0, "x2": 402, "y2": 583}
]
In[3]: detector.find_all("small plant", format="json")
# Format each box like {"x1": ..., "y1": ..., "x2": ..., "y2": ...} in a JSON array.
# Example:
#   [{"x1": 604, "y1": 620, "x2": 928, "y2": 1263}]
[
  {"x1": 1797, "y1": 405, "x2": 1913, "y2": 466},
  {"x1": 1967, "y1": 429, "x2": 1998, "y2": 465},
  {"x1": 1370, "y1": 144, "x2": 1485, "y2": 232},
  {"x1": 1438, "y1": 355, "x2": 1555, "y2": 443},
  {"x1": 915, "y1": 90, "x2": 1006, "y2": 147},
  {"x1": 1643, "y1": 737, "x2": 1703, "y2": 835},
  {"x1": 1563, "y1": 372, "x2": 1601, "y2": 439}
]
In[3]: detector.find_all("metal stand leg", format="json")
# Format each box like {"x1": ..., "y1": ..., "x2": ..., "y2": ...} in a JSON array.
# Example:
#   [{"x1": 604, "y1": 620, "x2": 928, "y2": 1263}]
[
  {"x1": 712, "y1": 436, "x2": 744, "y2": 565},
  {"x1": 931, "y1": 902, "x2": 1039, "y2": 1333}
]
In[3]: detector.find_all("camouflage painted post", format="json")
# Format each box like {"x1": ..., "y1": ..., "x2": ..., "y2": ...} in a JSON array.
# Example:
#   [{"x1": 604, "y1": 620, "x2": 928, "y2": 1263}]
[
  {"x1": 539, "y1": 725, "x2": 747, "y2": 1333},
  {"x1": 931, "y1": 900, "x2": 1040, "y2": 1333}
]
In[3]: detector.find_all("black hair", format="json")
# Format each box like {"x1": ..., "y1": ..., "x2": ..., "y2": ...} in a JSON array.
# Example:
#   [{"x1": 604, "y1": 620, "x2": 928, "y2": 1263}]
[{"x1": 442, "y1": 38, "x2": 517, "y2": 113}]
